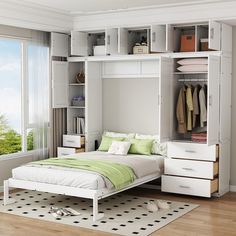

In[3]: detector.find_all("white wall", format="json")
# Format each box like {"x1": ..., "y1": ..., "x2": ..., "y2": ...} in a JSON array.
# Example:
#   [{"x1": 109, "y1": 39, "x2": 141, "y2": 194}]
[{"x1": 230, "y1": 27, "x2": 236, "y2": 187}]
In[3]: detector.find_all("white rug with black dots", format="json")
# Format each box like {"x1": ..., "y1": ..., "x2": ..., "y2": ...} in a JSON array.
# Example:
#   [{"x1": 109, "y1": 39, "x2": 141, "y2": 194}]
[{"x1": 0, "y1": 190, "x2": 198, "y2": 236}]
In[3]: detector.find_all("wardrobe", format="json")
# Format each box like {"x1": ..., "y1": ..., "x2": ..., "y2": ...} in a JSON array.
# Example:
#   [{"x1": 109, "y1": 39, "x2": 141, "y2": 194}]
[{"x1": 50, "y1": 20, "x2": 232, "y2": 197}]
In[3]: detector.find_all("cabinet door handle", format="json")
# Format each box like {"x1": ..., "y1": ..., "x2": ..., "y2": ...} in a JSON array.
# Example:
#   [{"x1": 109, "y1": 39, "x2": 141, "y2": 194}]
[
  {"x1": 185, "y1": 150, "x2": 196, "y2": 153},
  {"x1": 152, "y1": 32, "x2": 156, "y2": 42},
  {"x1": 182, "y1": 167, "x2": 194, "y2": 171},
  {"x1": 209, "y1": 95, "x2": 213, "y2": 106},
  {"x1": 107, "y1": 35, "x2": 110, "y2": 45},
  {"x1": 179, "y1": 185, "x2": 190, "y2": 189},
  {"x1": 67, "y1": 140, "x2": 75, "y2": 143}
]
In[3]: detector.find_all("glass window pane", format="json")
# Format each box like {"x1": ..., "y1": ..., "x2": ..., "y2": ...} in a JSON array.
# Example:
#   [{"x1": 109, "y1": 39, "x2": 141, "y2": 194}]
[{"x1": 0, "y1": 38, "x2": 22, "y2": 156}]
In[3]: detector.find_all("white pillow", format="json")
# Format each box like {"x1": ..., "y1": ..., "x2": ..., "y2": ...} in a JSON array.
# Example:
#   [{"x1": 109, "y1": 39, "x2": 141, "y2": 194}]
[
  {"x1": 177, "y1": 58, "x2": 208, "y2": 65},
  {"x1": 108, "y1": 141, "x2": 131, "y2": 155},
  {"x1": 104, "y1": 131, "x2": 135, "y2": 140},
  {"x1": 135, "y1": 134, "x2": 167, "y2": 156},
  {"x1": 177, "y1": 64, "x2": 208, "y2": 72}
]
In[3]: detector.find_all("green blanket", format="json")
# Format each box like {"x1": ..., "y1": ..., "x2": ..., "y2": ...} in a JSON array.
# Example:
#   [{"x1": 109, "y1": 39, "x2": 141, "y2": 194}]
[{"x1": 29, "y1": 158, "x2": 136, "y2": 190}]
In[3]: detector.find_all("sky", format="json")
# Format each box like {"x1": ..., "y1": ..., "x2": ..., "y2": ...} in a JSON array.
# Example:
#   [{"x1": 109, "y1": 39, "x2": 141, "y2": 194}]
[{"x1": 0, "y1": 38, "x2": 22, "y2": 133}]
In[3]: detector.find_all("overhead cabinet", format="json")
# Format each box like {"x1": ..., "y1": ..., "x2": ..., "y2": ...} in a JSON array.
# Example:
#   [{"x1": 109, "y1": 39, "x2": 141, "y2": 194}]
[{"x1": 51, "y1": 32, "x2": 68, "y2": 57}]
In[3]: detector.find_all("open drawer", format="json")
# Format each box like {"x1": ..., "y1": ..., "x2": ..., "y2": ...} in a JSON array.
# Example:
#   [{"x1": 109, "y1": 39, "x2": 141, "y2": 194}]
[{"x1": 162, "y1": 175, "x2": 218, "y2": 197}]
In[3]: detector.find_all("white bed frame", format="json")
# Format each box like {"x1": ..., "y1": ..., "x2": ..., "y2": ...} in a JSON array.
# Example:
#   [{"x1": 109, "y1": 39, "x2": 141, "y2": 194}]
[{"x1": 4, "y1": 173, "x2": 160, "y2": 222}]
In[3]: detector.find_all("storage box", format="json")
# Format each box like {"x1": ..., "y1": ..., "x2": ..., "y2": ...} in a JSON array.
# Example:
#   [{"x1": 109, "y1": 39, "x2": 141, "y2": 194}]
[
  {"x1": 200, "y1": 38, "x2": 209, "y2": 51},
  {"x1": 63, "y1": 135, "x2": 85, "y2": 148},
  {"x1": 93, "y1": 45, "x2": 106, "y2": 56},
  {"x1": 133, "y1": 45, "x2": 149, "y2": 54},
  {"x1": 180, "y1": 34, "x2": 195, "y2": 52}
]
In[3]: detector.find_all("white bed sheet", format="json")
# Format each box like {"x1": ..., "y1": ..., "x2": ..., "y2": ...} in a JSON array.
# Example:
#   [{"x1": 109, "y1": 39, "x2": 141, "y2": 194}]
[{"x1": 12, "y1": 151, "x2": 164, "y2": 190}]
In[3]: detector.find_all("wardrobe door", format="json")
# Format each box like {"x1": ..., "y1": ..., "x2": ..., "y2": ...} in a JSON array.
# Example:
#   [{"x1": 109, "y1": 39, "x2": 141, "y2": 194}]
[
  {"x1": 159, "y1": 57, "x2": 173, "y2": 142},
  {"x1": 51, "y1": 32, "x2": 68, "y2": 57},
  {"x1": 52, "y1": 61, "x2": 68, "y2": 108},
  {"x1": 106, "y1": 28, "x2": 118, "y2": 55},
  {"x1": 118, "y1": 28, "x2": 128, "y2": 54},
  {"x1": 207, "y1": 55, "x2": 220, "y2": 145},
  {"x1": 151, "y1": 25, "x2": 166, "y2": 52},
  {"x1": 71, "y1": 31, "x2": 88, "y2": 56},
  {"x1": 208, "y1": 21, "x2": 221, "y2": 51}
]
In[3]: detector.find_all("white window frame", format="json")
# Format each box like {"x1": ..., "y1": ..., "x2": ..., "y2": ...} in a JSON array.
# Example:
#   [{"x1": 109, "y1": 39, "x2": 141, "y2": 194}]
[{"x1": 0, "y1": 37, "x2": 48, "y2": 160}]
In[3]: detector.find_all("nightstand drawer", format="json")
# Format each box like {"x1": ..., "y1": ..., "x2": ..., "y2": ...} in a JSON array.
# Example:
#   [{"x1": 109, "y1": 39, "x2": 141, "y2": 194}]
[
  {"x1": 167, "y1": 142, "x2": 219, "y2": 161},
  {"x1": 63, "y1": 135, "x2": 85, "y2": 148},
  {"x1": 162, "y1": 175, "x2": 218, "y2": 198},
  {"x1": 57, "y1": 147, "x2": 85, "y2": 156},
  {"x1": 164, "y1": 158, "x2": 219, "y2": 179}
]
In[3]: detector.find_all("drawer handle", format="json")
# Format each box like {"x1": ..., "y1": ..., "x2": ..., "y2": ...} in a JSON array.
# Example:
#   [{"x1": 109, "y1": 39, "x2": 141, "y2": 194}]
[
  {"x1": 182, "y1": 167, "x2": 194, "y2": 171},
  {"x1": 67, "y1": 140, "x2": 75, "y2": 143},
  {"x1": 185, "y1": 150, "x2": 196, "y2": 153},
  {"x1": 61, "y1": 153, "x2": 69, "y2": 155},
  {"x1": 179, "y1": 185, "x2": 190, "y2": 189}
]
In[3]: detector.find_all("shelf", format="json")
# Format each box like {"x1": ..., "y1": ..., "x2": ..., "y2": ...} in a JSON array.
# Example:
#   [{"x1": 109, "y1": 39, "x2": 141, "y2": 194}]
[
  {"x1": 69, "y1": 83, "x2": 85, "y2": 86},
  {"x1": 102, "y1": 74, "x2": 159, "y2": 79},
  {"x1": 68, "y1": 106, "x2": 85, "y2": 109},
  {"x1": 174, "y1": 71, "x2": 208, "y2": 74}
]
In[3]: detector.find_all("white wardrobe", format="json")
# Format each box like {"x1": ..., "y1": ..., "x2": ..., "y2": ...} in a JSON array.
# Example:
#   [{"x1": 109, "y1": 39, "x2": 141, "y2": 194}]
[{"x1": 51, "y1": 20, "x2": 232, "y2": 197}]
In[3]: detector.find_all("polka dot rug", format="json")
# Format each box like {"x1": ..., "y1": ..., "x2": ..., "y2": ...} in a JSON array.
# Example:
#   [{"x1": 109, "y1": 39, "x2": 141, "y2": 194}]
[{"x1": 0, "y1": 190, "x2": 198, "y2": 236}]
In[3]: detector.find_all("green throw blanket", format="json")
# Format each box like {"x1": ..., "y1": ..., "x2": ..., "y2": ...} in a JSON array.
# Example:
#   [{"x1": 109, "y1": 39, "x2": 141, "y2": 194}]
[{"x1": 29, "y1": 158, "x2": 136, "y2": 190}]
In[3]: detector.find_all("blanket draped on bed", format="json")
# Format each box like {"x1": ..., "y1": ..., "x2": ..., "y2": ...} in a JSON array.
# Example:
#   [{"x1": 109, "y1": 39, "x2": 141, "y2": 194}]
[{"x1": 29, "y1": 158, "x2": 136, "y2": 190}]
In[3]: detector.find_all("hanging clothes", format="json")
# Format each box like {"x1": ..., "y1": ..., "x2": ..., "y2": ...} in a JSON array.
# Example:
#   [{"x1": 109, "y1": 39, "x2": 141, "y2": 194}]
[
  {"x1": 186, "y1": 85, "x2": 193, "y2": 131},
  {"x1": 176, "y1": 86, "x2": 187, "y2": 134},
  {"x1": 192, "y1": 84, "x2": 200, "y2": 128},
  {"x1": 199, "y1": 86, "x2": 207, "y2": 127}
]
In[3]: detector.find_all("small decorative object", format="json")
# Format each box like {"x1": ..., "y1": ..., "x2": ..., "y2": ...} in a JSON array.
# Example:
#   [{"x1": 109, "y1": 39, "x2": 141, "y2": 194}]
[
  {"x1": 133, "y1": 42, "x2": 149, "y2": 54},
  {"x1": 72, "y1": 96, "x2": 85, "y2": 107},
  {"x1": 76, "y1": 71, "x2": 85, "y2": 84}
]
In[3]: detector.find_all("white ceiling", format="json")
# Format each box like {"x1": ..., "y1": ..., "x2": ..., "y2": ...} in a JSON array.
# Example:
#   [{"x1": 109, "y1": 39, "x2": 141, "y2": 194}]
[{"x1": 20, "y1": 0, "x2": 231, "y2": 15}]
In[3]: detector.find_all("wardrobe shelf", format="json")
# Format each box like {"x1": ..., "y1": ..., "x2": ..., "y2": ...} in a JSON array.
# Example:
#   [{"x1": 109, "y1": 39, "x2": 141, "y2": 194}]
[
  {"x1": 174, "y1": 71, "x2": 208, "y2": 74},
  {"x1": 68, "y1": 106, "x2": 85, "y2": 109},
  {"x1": 69, "y1": 83, "x2": 85, "y2": 86}
]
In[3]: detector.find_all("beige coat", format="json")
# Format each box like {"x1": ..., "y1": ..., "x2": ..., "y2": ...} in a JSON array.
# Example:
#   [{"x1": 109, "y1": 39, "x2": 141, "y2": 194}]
[{"x1": 176, "y1": 86, "x2": 187, "y2": 134}]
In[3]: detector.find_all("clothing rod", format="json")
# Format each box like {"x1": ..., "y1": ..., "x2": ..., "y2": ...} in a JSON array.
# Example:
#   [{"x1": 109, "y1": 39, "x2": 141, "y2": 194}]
[{"x1": 178, "y1": 79, "x2": 208, "y2": 82}]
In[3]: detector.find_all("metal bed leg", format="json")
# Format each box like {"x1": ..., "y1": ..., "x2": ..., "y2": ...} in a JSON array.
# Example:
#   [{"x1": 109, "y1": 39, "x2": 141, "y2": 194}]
[
  {"x1": 3, "y1": 180, "x2": 16, "y2": 205},
  {"x1": 93, "y1": 195, "x2": 104, "y2": 222}
]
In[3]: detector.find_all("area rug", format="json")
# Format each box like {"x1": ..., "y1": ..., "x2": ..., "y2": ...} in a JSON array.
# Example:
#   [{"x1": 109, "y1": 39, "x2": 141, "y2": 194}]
[{"x1": 0, "y1": 190, "x2": 198, "y2": 236}]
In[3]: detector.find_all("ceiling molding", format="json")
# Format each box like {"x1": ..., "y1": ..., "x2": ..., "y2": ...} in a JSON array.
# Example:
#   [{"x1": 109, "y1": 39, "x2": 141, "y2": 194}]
[
  {"x1": 0, "y1": 0, "x2": 73, "y2": 32},
  {"x1": 73, "y1": 1, "x2": 236, "y2": 31},
  {"x1": 69, "y1": 0, "x2": 230, "y2": 16}
]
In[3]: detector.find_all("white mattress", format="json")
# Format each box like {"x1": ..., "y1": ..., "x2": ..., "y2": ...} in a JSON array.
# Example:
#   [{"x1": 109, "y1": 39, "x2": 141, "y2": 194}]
[{"x1": 12, "y1": 151, "x2": 164, "y2": 190}]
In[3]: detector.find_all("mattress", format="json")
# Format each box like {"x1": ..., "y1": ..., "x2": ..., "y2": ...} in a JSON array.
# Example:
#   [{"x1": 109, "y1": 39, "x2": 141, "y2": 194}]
[{"x1": 12, "y1": 151, "x2": 164, "y2": 190}]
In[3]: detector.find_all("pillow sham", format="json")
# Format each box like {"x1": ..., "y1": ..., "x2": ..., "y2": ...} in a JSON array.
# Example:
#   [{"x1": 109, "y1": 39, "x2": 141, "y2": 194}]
[
  {"x1": 177, "y1": 58, "x2": 208, "y2": 65},
  {"x1": 128, "y1": 138, "x2": 154, "y2": 156},
  {"x1": 98, "y1": 136, "x2": 125, "y2": 151},
  {"x1": 135, "y1": 134, "x2": 167, "y2": 156},
  {"x1": 108, "y1": 141, "x2": 131, "y2": 155},
  {"x1": 104, "y1": 131, "x2": 135, "y2": 140},
  {"x1": 177, "y1": 64, "x2": 208, "y2": 72}
]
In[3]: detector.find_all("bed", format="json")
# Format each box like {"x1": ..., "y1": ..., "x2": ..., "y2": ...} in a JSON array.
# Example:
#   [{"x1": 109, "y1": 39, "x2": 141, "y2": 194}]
[{"x1": 4, "y1": 151, "x2": 164, "y2": 221}]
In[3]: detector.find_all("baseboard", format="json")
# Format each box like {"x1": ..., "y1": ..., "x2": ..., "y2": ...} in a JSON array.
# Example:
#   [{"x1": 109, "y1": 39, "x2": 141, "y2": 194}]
[{"x1": 230, "y1": 185, "x2": 236, "y2": 192}]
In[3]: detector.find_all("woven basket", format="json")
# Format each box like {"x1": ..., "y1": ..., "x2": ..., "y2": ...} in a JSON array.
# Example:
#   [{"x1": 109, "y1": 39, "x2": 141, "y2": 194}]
[{"x1": 76, "y1": 71, "x2": 85, "y2": 83}]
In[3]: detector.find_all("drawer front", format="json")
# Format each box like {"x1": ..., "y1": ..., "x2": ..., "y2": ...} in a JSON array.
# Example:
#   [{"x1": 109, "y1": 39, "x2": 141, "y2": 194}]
[
  {"x1": 63, "y1": 135, "x2": 82, "y2": 148},
  {"x1": 162, "y1": 175, "x2": 218, "y2": 197},
  {"x1": 165, "y1": 158, "x2": 218, "y2": 179},
  {"x1": 57, "y1": 147, "x2": 76, "y2": 156},
  {"x1": 168, "y1": 142, "x2": 218, "y2": 161}
]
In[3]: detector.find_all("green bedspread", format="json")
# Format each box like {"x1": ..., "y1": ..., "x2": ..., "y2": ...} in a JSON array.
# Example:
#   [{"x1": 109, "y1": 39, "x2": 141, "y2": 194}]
[{"x1": 29, "y1": 158, "x2": 136, "y2": 190}]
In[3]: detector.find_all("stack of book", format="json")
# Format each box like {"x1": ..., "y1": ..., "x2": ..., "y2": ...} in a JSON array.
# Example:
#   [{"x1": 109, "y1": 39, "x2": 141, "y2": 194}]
[
  {"x1": 73, "y1": 117, "x2": 85, "y2": 134},
  {"x1": 191, "y1": 132, "x2": 207, "y2": 143}
]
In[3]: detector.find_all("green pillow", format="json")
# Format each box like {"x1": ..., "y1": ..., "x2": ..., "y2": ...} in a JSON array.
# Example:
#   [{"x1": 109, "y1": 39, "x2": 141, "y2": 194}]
[
  {"x1": 98, "y1": 136, "x2": 125, "y2": 151},
  {"x1": 128, "y1": 138, "x2": 154, "y2": 155}
]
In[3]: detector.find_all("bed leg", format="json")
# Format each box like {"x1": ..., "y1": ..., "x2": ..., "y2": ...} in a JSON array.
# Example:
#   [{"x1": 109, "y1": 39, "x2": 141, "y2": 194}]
[
  {"x1": 93, "y1": 195, "x2": 104, "y2": 222},
  {"x1": 3, "y1": 180, "x2": 16, "y2": 205}
]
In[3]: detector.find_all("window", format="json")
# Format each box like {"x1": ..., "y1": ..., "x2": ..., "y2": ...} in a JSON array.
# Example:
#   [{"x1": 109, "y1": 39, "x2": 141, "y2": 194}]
[{"x1": 0, "y1": 37, "x2": 49, "y2": 157}]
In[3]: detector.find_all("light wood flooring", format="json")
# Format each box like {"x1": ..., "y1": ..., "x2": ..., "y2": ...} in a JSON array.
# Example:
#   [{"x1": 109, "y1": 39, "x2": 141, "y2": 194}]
[{"x1": 0, "y1": 188, "x2": 236, "y2": 236}]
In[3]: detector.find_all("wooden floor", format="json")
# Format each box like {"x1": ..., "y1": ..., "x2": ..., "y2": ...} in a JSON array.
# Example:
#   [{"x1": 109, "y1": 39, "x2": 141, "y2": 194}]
[{"x1": 0, "y1": 188, "x2": 236, "y2": 236}]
